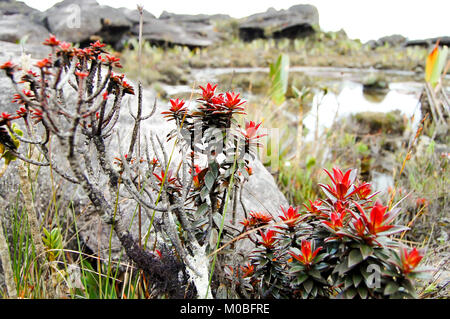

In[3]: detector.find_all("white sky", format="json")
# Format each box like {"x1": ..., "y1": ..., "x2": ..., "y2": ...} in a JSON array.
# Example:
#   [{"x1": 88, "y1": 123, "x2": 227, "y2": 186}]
[{"x1": 22, "y1": 0, "x2": 450, "y2": 43}]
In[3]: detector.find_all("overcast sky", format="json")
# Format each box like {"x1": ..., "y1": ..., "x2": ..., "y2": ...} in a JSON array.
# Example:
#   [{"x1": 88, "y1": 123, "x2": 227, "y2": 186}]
[{"x1": 22, "y1": 0, "x2": 450, "y2": 42}]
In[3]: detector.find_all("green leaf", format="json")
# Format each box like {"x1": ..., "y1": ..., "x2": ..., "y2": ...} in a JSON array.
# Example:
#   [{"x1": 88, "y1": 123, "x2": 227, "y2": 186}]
[
  {"x1": 293, "y1": 273, "x2": 308, "y2": 285},
  {"x1": 352, "y1": 272, "x2": 363, "y2": 288},
  {"x1": 360, "y1": 244, "x2": 374, "y2": 260},
  {"x1": 269, "y1": 53, "x2": 290, "y2": 105},
  {"x1": 430, "y1": 45, "x2": 448, "y2": 87},
  {"x1": 344, "y1": 287, "x2": 357, "y2": 299},
  {"x1": 204, "y1": 170, "x2": 215, "y2": 190},
  {"x1": 348, "y1": 249, "x2": 363, "y2": 268},
  {"x1": 200, "y1": 185, "x2": 209, "y2": 201},
  {"x1": 195, "y1": 203, "x2": 209, "y2": 217},
  {"x1": 384, "y1": 281, "x2": 399, "y2": 295},
  {"x1": 358, "y1": 285, "x2": 368, "y2": 299},
  {"x1": 303, "y1": 279, "x2": 313, "y2": 294}
]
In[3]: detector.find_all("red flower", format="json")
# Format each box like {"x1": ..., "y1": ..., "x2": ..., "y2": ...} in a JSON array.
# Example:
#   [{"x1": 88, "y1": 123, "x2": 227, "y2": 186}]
[
  {"x1": 35, "y1": 58, "x2": 52, "y2": 69},
  {"x1": 279, "y1": 206, "x2": 302, "y2": 228},
  {"x1": 354, "y1": 182, "x2": 375, "y2": 200},
  {"x1": 400, "y1": 247, "x2": 423, "y2": 274},
  {"x1": 199, "y1": 83, "x2": 217, "y2": 101},
  {"x1": 0, "y1": 61, "x2": 17, "y2": 70},
  {"x1": 258, "y1": 229, "x2": 278, "y2": 249},
  {"x1": 59, "y1": 41, "x2": 72, "y2": 51},
  {"x1": 122, "y1": 80, "x2": 135, "y2": 95},
  {"x1": 105, "y1": 54, "x2": 122, "y2": 68},
  {"x1": 322, "y1": 210, "x2": 346, "y2": 232},
  {"x1": 240, "y1": 262, "x2": 255, "y2": 278},
  {"x1": 1, "y1": 113, "x2": 13, "y2": 122},
  {"x1": 170, "y1": 98, "x2": 186, "y2": 112},
  {"x1": 224, "y1": 91, "x2": 245, "y2": 109},
  {"x1": 249, "y1": 211, "x2": 273, "y2": 224},
  {"x1": 31, "y1": 109, "x2": 43, "y2": 123},
  {"x1": 303, "y1": 199, "x2": 325, "y2": 217},
  {"x1": 190, "y1": 165, "x2": 204, "y2": 189},
  {"x1": 241, "y1": 120, "x2": 266, "y2": 140},
  {"x1": 43, "y1": 34, "x2": 60, "y2": 46},
  {"x1": 288, "y1": 240, "x2": 322, "y2": 267},
  {"x1": 352, "y1": 217, "x2": 367, "y2": 238},
  {"x1": 16, "y1": 107, "x2": 28, "y2": 118},
  {"x1": 355, "y1": 201, "x2": 395, "y2": 236},
  {"x1": 102, "y1": 91, "x2": 109, "y2": 101},
  {"x1": 0, "y1": 61, "x2": 18, "y2": 77},
  {"x1": 75, "y1": 71, "x2": 89, "y2": 79},
  {"x1": 415, "y1": 197, "x2": 428, "y2": 207},
  {"x1": 153, "y1": 169, "x2": 178, "y2": 186},
  {"x1": 12, "y1": 90, "x2": 34, "y2": 105},
  {"x1": 318, "y1": 167, "x2": 357, "y2": 201},
  {"x1": 90, "y1": 40, "x2": 106, "y2": 49}
]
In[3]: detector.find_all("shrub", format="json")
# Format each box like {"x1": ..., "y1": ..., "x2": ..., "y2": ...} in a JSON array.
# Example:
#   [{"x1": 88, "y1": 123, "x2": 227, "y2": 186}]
[
  {"x1": 232, "y1": 167, "x2": 431, "y2": 298},
  {"x1": 0, "y1": 35, "x2": 266, "y2": 298}
]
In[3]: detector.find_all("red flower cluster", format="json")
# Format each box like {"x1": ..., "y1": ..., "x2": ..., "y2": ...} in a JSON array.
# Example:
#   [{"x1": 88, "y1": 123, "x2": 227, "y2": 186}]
[
  {"x1": 288, "y1": 240, "x2": 322, "y2": 267},
  {"x1": 241, "y1": 211, "x2": 273, "y2": 229},
  {"x1": 197, "y1": 83, "x2": 246, "y2": 114}
]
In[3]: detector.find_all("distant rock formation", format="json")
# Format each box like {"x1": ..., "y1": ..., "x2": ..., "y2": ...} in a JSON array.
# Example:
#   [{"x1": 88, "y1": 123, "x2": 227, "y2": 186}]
[
  {"x1": 406, "y1": 36, "x2": 450, "y2": 47},
  {"x1": 0, "y1": 0, "x2": 320, "y2": 49},
  {"x1": 238, "y1": 4, "x2": 319, "y2": 41}
]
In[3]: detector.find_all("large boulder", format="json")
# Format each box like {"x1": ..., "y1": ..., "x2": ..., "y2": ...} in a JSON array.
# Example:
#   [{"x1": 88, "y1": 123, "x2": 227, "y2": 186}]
[
  {"x1": 365, "y1": 34, "x2": 407, "y2": 49},
  {"x1": 239, "y1": 4, "x2": 319, "y2": 41},
  {"x1": 38, "y1": 0, "x2": 132, "y2": 48},
  {"x1": 131, "y1": 18, "x2": 220, "y2": 49},
  {"x1": 159, "y1": 11, "x2": 231, "y2": 24},
  {"x1": 0, "y1": 0, "x2": 39, "y2": 16},
  {"x1": 0, "y1": 14, "x2": 50, "y2": 44}
]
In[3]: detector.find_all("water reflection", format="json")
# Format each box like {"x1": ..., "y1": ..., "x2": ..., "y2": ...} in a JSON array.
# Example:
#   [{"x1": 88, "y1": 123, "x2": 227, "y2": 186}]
[{"x1": 302, "y1": 80, "x2": 422, "y2": 141}]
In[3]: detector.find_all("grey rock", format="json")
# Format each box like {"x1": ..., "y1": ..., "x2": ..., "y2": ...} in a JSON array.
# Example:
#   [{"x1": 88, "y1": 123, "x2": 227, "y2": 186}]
[
  {"x1": 0, "y1": 0, "x2": 39, "y2": 16},
  {"x1": 120, "y1": 7, "x2": 156, "y2": 25},
  {"x1": 159, "y1": 11, "x2": 231, "y2": 24},
  {"x1": 406, "y1": 36, "x2": 450, "y2": 47},
  {"x1": 39, "y1": 0, "x2": 132, "y2": 48},
  {"x1": 0, "y1": 14, "x2": 49, "y2": 44},
  {"x1": 366, "y1": 34, "x2": 407, "y2": 49},
  {"x1": 132, "y1": 18, "x2": 220, "y2": 48},
  {"x1": 239, "y1": 4, "x2": 319, "y2": 41}
]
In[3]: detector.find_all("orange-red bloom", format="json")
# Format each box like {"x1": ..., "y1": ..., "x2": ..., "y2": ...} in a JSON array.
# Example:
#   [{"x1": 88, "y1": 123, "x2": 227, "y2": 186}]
[
  {"x1": 241, "y1": 120, "x2": 266, "y2": 140},
  {"x1": 288, "y1": 240, "x2": 322, "y2": 266},
  {"x1": 43, "y1": 34, "x2": 60, "y2": 46},
  {"x1": 279, "y1": 206, "x2": 302, "y2": 228},
  {"x1": 250, "y1": 211, "x2": 273, "y2": 224},
  {"x1": 199, "y1": 83, "x2": 217, "y2": 101},
  {"x1": 258, "y1": 229, "x2": 278, "y2": 249},
  {"x1": 322, "y1": 210, "x2": 346, "y2": 232},
  {"x1": 357, "y1": 201, "x2": 394, "y2": 235},
  {"x1": 400, "y1": 247, "x2": 423, "y2": 274}
]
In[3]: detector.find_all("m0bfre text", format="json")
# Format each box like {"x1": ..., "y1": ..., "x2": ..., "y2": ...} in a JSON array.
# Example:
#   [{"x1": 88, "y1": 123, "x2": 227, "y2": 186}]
[{"x1": 180, "y1": 303, "x2": 270, "y2": 316}]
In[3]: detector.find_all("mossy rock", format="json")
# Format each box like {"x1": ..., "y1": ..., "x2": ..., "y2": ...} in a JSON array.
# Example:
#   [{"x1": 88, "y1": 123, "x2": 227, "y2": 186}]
[
  {"x1": 362, "y1": 72, "x2": 389, "y2": 92},
  {"x1": 351, "y1": 110, "x2": 405, "y2": 135}
]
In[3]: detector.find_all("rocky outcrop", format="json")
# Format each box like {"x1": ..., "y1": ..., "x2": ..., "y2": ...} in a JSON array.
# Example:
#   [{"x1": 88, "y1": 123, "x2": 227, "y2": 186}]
[
  {"x1": 238, "y1": 4, "x2": 319, "y2": 41},
  {"x1": 406, "y1": 36, "x2": 450, "y2": 47},
  {"x1": 38, "y1": 0, "x2": 132, "y2": 48},
  {"x1": 127, "y1": 11, "x2": 229, "y2": 49},
  {"x1": 0, "y1": 0, "x2": 38, "y2": 16},
  {"x1": 0, "y1": 14, "x2": 49, "y2": 44},
  {"x1": 365, "y1": 34, "x2": 407, "y2": 49}
]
